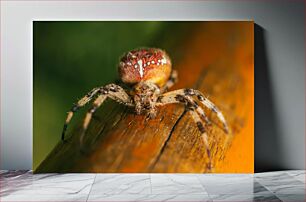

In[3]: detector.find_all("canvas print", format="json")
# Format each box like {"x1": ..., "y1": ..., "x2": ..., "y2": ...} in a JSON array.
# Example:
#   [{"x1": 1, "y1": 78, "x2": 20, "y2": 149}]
[{"x1": 34, "y1": 21, "x2": 254, "y2": 173}]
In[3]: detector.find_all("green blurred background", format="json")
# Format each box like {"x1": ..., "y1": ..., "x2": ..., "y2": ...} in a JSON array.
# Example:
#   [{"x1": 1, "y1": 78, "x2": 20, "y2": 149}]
[{"x1": 33, "y1": 21, "x2": 193, "y2": 169}]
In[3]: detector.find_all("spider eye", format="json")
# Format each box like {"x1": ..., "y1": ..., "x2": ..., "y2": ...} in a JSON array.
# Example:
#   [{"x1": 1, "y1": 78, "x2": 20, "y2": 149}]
[{"x1": 118, "y1": 48, "x2": 172, "y2": 87}]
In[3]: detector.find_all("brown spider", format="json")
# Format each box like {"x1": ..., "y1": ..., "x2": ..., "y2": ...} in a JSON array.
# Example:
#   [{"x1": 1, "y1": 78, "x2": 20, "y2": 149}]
[{"x1": 61, "y1": 48, "x2": 229, "y2": 167}]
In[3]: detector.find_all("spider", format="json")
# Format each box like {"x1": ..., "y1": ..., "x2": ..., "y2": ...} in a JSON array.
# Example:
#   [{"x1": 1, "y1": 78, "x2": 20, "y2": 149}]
[{"x1": 61, "y1": 48, "x2": 229, "y2": 168}]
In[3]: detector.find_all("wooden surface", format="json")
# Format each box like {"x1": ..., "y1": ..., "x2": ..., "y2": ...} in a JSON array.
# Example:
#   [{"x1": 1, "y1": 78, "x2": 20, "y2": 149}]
[{"x1": 35, "y1": 22, "x2": 254, "y2": 173}]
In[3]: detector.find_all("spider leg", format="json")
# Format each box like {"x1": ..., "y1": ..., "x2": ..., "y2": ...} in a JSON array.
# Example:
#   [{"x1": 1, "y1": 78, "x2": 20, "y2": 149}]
[
  {"x1": 193, "y1": 103, "x2": 211, "y2": 125},
  {"x1": 191, "y1": 89, "x2": 229, "y2": 133},
  {"x1": 80, "y1": 94, "x2": 107, "y2": 148},
  {"x1": 79, "y1": 84, "x2": 134, "y2": 149},
  {"x1": 62, "y1": 84, "x2": 133, "y2": 142},
  {"x1": 106, "y1": 84, "x2": 134, "y2": 107},
  {"x1": 189, "y1": 109, "x2": 212, "y2": 171},
  {"x1": 183, "y1": 96, "x2": 213, "y2": 169},
  {"x1": 156, "y1": 93, "x2": 212, "y2": 170},
  {"x1": 61, "y1": 87, "x2": 100, "y2": 141},
  {"x1": 157, "y1": 89, "x2": 229, "y2": 133},
  {"x1": 160, "y1": 70, "x2": 178, "y2": 93},
  {"x1": 156, "y1": 92, "x2": 211, "y2": 125}
]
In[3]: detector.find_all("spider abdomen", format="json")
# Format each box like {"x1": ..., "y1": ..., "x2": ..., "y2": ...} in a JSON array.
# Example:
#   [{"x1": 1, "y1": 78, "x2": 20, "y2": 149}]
[{"x1": 118, "y1": 48, "x2": 172, "y2": 87}]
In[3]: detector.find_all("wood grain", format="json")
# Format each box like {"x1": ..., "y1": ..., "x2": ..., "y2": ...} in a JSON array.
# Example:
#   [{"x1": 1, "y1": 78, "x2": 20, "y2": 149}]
[{"x1": 35, "y1": 22, "x2": 254, "y2": 173}]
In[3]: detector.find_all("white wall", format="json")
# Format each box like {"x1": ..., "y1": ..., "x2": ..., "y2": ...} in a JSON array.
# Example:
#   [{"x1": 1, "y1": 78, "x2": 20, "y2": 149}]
[{"x1": 1, "y1": 0, "x2": 304, "y2": 170}]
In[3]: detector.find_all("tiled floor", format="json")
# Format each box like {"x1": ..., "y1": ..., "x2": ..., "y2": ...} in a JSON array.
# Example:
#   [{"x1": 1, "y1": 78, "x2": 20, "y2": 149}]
[{"x1": 0, "y1": 170, "x2": 305, "y2": 201}]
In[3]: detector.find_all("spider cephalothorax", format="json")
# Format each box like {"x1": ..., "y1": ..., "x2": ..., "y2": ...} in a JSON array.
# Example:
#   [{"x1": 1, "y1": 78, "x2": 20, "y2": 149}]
[{"x1": 61, "y1": 47, "x2": 229, "y2": 169}]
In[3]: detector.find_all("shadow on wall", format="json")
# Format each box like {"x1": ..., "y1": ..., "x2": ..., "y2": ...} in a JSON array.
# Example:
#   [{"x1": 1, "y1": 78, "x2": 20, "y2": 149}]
[{"x1": 254, "y1": 24, "x2": 285, "y2": 172}]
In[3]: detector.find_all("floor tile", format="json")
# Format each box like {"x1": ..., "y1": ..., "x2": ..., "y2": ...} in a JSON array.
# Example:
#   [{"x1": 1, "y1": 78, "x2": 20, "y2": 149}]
[
  {"x1": 0, "y1": 194, "x2": 88, "y2": 202},
  {"x1": 2, "y1": 170, "x2": 306, "y2": 202},
  {"x1": 256, "y1": 173, "x2": 305, "y2": 195},
  {"x1": 142, "y1": 194, "x2": 211, "y2": 202},
  {"x1": 255, "y1": 171, "x2": 293, "y2": 180},
  {"x1": 90, "y1": 174, "x2": 151, "y2": 195},
  {"x1": 253, "y1": 181, "x2": 274, "y2": 194},
  {"x1": 0, "y1": 170, "x2": 30, "y2": 177},
  {"x1": 0, "y1": 170, "x2": 9, "y2": 175},
  {"x1": 88, "y1": 194, "x2": 211, "y2": 201},
  {"x1": 88, "y1": 194, "x2": 145, "y2": 202},
  {"x1": 252, "y1": 194, "x2": 282, "y2": 201},
  {"x1": 150, "y1": 174, "x2": 207, "y2": 195},
  {"x1": 210, "y1": 194, "x2": 281, "y2": 201},
  {"x1": 198, "y1": 174, "x2": 256, "y2": 195},
  {"x1": 1, "y1": 172, "x2": 96, "y2": 196},
  {"x1": 275, "y1": 194, "x2": 306, "y2": 202},
  {"x1": 286, "y1": 170, "x2": 305, "y2": 183}
]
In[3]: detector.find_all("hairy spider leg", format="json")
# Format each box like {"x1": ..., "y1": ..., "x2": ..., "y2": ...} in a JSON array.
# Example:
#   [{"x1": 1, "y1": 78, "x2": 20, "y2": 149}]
[
  {"x1": 160, "y1": 89, "x2": 229, "y2": 134},
  {"x1": 184, "y1": 95, "x2": 213, "y2": 171},
  {"x1": 61, "y1": 87, "x2": 100, "y2": 141},
  {"x1": 160, "y1": 70, "x2": 178, "y2": 93},
  {"x1": 80, "y1": 94, "x2": 107, "y2": 148},
  {"x1": 188, "y1": 89, "x2": 229, "y2": 133},
  {"x1": 62, "y1": 84, "x2": 134, "y2": 143},
  {"x1": 156, "y1": 91, "x2": 211, "y2": 126},
  {"x1": 193, "y1": 103, "x2": 211, "y2": 125},
  {"x1": 105, "y1": 84, "x2": 135, "y2": 107},
  {"x1": 79, "y1": 84, "x2": 134, "y2": 149},
  {"x1": 189, "y1": 109, "x2": 213, "y2": 171},
  {"x1": 156, "y1": 92, "x2": 212, "y2": 171}
]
